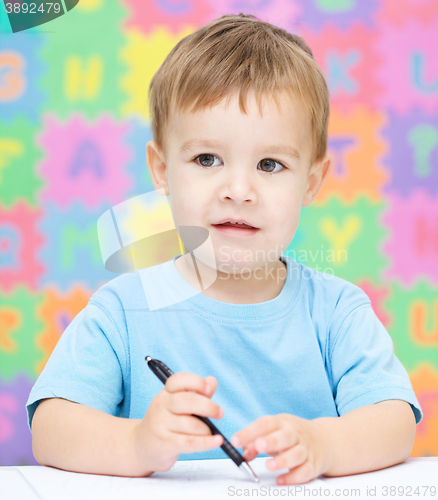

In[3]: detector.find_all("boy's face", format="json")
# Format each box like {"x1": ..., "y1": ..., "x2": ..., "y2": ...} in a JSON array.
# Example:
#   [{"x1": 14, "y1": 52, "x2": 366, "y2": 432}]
[{"x1": 147, "y1": 91, "x2": 331, "y2": 276}]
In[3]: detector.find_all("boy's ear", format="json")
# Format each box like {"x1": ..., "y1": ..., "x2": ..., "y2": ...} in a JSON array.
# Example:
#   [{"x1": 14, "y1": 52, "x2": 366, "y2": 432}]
[
  {"x1": 146, "y1": 140, "x2": 169, "y2": 196},
  {"x1": 302, "y1": 153, "x2": 332, "y2": 207}
]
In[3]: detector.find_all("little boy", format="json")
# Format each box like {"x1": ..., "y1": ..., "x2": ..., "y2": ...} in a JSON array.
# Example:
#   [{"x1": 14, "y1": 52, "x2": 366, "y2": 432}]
[{"x1": 27, "y1": 14, "x2": 422, "y2": 486}]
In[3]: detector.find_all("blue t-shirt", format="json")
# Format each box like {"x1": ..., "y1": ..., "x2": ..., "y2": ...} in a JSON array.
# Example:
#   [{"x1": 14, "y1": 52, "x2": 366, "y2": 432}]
[{"x1": 26, "y1": 254, "x2": 422, "y2": 461}]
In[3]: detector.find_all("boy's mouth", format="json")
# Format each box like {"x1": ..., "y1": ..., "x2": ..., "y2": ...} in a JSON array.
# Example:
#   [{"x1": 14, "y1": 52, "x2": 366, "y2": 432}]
[
  {"x1": 215, "y1": 222, "x2": 254, "y2": 228},
  {"x1": 212, "y1": 218, "x2": 259, "y2": 229},
  {"x1": 212, "y1": 219, "x2": 260, "y2": 236}
]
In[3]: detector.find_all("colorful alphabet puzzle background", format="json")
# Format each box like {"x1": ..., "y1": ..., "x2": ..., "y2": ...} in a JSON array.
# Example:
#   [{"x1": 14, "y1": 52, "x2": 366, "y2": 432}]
[{"x1": 1, "y1": 0, "x2": 438, "y2": 466}]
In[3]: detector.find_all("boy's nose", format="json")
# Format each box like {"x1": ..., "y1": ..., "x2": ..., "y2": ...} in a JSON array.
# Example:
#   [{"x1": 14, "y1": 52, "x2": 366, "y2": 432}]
[{"x1": 220, "y1": 174, "x2": 257, "y2": 203}]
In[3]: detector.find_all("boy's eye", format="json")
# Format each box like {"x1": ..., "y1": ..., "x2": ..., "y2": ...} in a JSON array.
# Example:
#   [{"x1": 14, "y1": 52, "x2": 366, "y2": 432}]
[
  {"x1": 194, "y1": 154, "x2": 285, "y2": 173},
  {"x1": 195, "y1": 154, "x2": 221, "y2": 167},
  {"x1": 258, "y1": 158, "x2": 284, "y2": 173}
]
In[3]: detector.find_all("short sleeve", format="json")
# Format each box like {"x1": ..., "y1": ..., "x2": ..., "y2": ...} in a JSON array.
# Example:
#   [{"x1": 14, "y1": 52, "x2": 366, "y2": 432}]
[
  {"x1": 329, "y1": 303, "x2": 423, "y2": 424},
  {"x1": 26, "y1": 300, "x2": 126, "y2": 431}
]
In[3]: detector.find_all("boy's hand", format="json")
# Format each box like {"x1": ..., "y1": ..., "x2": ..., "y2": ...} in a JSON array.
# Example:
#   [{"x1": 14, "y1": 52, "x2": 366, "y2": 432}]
[
  {"x1": 231, "y1": 414, "x2": 331, "y2": 485},
  {"x1": 133, "y1": 372, "x2": 224, "y2": 474}
]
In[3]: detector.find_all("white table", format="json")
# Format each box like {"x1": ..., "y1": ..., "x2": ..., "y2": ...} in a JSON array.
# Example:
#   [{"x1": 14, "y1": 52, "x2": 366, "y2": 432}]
[{"x1": 2, "y1": 457, "x2": 437, "y2": 499}]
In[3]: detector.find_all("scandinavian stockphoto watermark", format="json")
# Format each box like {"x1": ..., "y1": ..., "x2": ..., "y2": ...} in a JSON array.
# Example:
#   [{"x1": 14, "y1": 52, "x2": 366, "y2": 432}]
[
  {"x1": 216, "y1": 245, "x2": 343, "y2": 280},
  {"x1": 218, "y1": 245, "x2": 346, "y2": 266},
  {"x1": 96, "y1": 189, "x2": 343, "y2": 311}
]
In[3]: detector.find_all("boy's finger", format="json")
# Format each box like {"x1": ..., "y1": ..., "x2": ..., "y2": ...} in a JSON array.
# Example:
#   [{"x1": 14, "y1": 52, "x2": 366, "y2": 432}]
[
  {"x1": 175, "y1": 432, "x2": 223, "y2": 454},
  {"x1": 267, "y1": 444, "x2": 308, "y2": 476},
  {"x1": 169, "y1": 414, "x2": 223, "y2": 436},
  {"x1": 277, "y1": 459, "x2": 315, "y2": 487},
  {"x1": 243, "y1": 445, "x2": 258, "y2": 462},
  {"x1": 164, "y1": 372, "x2": 213, "y2": 397},
  {"x1": 231, "y1": 415, "x2": 279, "y2": 448},
  {"x1": 169, "y1": 390, "x2": 223, "y2": 420},
  {"x1": 203, "y1": 375, "x2": 218, "y2": 396},
  {"x1": 254, "y1": 428, "x2": 297, "y2": 455}
]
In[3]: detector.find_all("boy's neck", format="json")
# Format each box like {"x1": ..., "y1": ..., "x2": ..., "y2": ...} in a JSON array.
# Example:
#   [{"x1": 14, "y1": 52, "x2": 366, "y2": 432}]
[{"x1": 173, "y1": 255, "x2": 287, "y2": 305}]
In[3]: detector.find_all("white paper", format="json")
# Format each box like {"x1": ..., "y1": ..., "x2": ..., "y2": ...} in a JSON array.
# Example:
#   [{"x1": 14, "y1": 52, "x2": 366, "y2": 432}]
[
  {"x1": 4, "y1": 457, "x2": 438, "y2": 500},
  {"x1": 0, "y1": 468, "x2": 44, "y2": 499}
]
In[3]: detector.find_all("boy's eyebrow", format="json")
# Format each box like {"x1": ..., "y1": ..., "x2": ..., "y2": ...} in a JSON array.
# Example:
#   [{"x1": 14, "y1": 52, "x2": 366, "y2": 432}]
[
  {"x1": 180, "y1": 139, "x2": 301, "y2": 160},
  {"x1": 180, "y1": 139, "x2": 224, "y2": 153}
]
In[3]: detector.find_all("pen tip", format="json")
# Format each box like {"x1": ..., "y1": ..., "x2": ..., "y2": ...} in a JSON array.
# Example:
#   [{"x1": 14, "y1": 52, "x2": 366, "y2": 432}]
[
  {"x1": 145, "y1": 356, "x2": 152, "y2": 362},
  {"x1": 239, "y1": 461, "x2": 259, "y2": 483}
]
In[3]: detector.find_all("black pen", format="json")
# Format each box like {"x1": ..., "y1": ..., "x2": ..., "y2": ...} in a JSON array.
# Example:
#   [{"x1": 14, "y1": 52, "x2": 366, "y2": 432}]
[{"x1": 145, "y1": 356, "x2": 259, "y2": 483}]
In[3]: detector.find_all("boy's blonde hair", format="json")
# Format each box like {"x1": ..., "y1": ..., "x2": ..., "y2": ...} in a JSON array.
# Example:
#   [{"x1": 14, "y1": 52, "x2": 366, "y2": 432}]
[{"x1": 148, "y1": 13, "x2": 330, "y2": 167}]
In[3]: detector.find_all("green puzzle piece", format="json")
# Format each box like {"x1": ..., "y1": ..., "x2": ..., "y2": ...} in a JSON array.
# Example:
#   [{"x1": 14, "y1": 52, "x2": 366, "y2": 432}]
[
  {"x1": 39, "y1": 1, "x2": 128, "y2": 120},
  {"x1": 0, "y1": 117, "x2": 43, "y2": 208},
  {"x1": 385, "y1": 280, "x2": 438, "y2": 373},
  {"x1": 285, "y1": 194, "x2": 388, "y2": 285}
]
